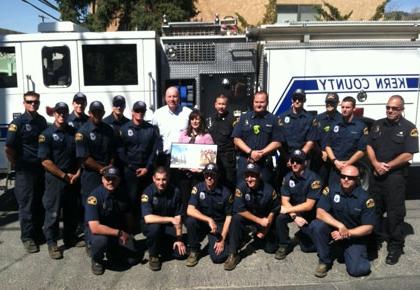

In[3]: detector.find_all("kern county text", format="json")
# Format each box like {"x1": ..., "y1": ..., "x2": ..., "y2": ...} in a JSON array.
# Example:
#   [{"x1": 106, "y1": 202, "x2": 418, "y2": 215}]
[{"x1": 316, "y1": 76, "x2": 418, "y2": 91}]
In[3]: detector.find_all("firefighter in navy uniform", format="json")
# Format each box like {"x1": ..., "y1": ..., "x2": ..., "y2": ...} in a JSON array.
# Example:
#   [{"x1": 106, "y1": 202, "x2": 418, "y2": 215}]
[
  {"x1": 367, "y1": 95, "x2": 419, "y2": 265},
  {"x1": 185, "y1": 163, "x2": 233, "y2": 266},
  {"x1": 141, "y1": 167, "x2": 187, "y2": 271},
  {"x1": 232, "y1": 90, "x2": 283, "y2": 185},
  {"x1": 310, "y1": 165, "x2": 375, "y2": 278},
  {"x1": 68, "y1": 92, "x2": 89, "y2": 130},
  {"x1": 207, "y1": 94, "x2": 237, "y2": 191},
  {"x1": 275, "y1": 149, "x2": 321, "y2": 260},
  {"x1": 312, "y1": 93, "x2": 342, "y2": 184},
  {"x1": 117, "y1": 101, "x2": 159, "y2": 229},
  {"x1": 38, "y1": 102, "x2": 84, "y2": 260},
  {"x1": 5, "y1": 91, "x2": 47, "y2": 253},
  {"x1": 224, "y1": 163, "x2": 280, "y2": 271},
  {"x1": 103, "y1": 95, "x2": 130, "y2": 134},
  {"x1": 85, "y1": 166, "x2": 139, "y2": 275}
]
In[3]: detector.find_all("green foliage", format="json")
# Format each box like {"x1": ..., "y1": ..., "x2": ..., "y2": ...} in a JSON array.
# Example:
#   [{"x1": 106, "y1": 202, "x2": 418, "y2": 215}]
[
  {"x1": 260, "y1": 0, "x2": 277, "y2": 25},
  {"x1": 315, "y1": 1, "x2": 353, "y2": 21},
  {"x1": 370, "y1": 0, "x2": 390, "y2": 20},
  {"x1": 235, "y1": 12, "x2": 251, "y2": 33},
  {"x1": 55, "y1": 0, "x2": 197, "y2": 32}
]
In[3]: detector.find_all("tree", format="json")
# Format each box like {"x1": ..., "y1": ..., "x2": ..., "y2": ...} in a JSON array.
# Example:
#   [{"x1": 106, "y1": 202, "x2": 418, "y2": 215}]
[
  {"x1": 55, "y1": 0, "x2": 197, "y2": 32},
  {"x1": 370, "y1": 0, "x2": 390, "y2": 20},
  {"x1": 315, "y1": 1, "x2": 353, "y2": 21},
  {"x1": 261, "y1": 0, "x2": 277, "y2": 25}
]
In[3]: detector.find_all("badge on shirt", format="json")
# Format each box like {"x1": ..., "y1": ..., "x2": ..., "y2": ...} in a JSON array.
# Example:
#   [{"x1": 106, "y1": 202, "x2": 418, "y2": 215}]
[
  {"x1": 199, "y1": 192, "x2": 206, "y2": 200},
  {"x1": 289, "y1": 180, "x2": 295, "y2": 188},
  {"x1": 235, "y1": 189, "x2": 242, "y2": 197},
  {"x1": 333, "y1": 194, "x2": 340, "y2": 203},
  {"x1": 128, "y1": 129, "x2": 134, "y2": 137},
  {"x1": 363, "y1": 127, "x2": 369, "y2": 135},
  {"x1": 245, "y1": 193, "x2": 251, "y2": 201},
  {"x1": 253, "y1": 125, "x2": 260, "y2": 135},
  {"x1": 52, "y1": 133, "x2": 59, "y2": 141},
  {"x1": 311, "y1": 180, "x2": 321, "y2": 190},
  {"x1": 68, "y1": 121, "x2": 74, "y2": 127},
  {"x1": 152, "y1": 197, "x2": 159, "y2": 205},
  {"x1": 245, "y1": 119, "x2": 249, "y2": 126},
  {"x1": 87, "y1": 196, "x2": 97, "y2": 205},
  {"x1": 38, "y1": 135, "x2": 46, "y2": 143},
  {"x1": 312, "y1": 119, "x2": 318, "y2": 126},
  {"x1": 333, "y1": 125, "x2": 339, "y2": 133},
  {"x1": 25, "y1": 124, "x2": 32, "y2": 131},
  {"x1": 373, "y1": 125, "x2": 380, "y2": 133},
  {"x1": 141, "y1": 194, "x2": 149, "y2": 203},
  {"x1": 410, "y1": 128, "x2": 418, "y2": 137},
  {"x1": 366, "y1": 198, "x2": 375, "y2": 208},
  {"x1": 75, "y1": 133, "x2": 83, "y2": 141},
  {"x1": 8, "y1": 124, "x2": 17, "y2": 132},
  {"x1": 323, "y1": 126, "x2": 330, "y2": 133},
  {"x1": 396, "y1": 131, "x2": 404, "y2": 137},
  {"x1": 90, "y1": 132, "x2": 96, "y2": 141},
  {"x1": 285, "y1": 116, "x2": 290, "y2": 124}
]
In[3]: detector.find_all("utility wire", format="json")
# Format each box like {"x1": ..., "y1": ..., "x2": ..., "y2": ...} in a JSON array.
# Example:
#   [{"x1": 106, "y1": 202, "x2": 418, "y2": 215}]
[{"x1": 21, "y1": 0, "x2": 60, "y2": 21}]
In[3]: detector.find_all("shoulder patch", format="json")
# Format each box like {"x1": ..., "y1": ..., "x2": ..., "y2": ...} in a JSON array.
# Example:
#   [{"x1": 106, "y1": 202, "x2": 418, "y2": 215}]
[
  {"x1": 363, "y1": 127, "x2": 369, "y2": 135},
  {"x1": 87, "y1": 196, "x2": 97, "y2": 205},
  {"x1": 232, "y1": 117, "x2": 239, "y2": 127},
  {"x1": 311, "y1": 180, "x2": 321, "y2": 190},
  {"x1": 75, "y1": 132, "x2": 83, "y2": 141},
  {"x1": 278, "y1": 118, "x2": 283, "y2": 126},
  {"x1": 235, "y1": 189, "x2": 242, "y2": 198},
  {"x1": 141, "y1": 194, "x2": 149, "y2": 203},
  {"x1": 228, "y1": 194, "x2": 234, "y2": 204},
  {"x1": 272, "y1": 190, "x2": 277, "y2": 200},
  {"x1": 366, "y1": 198, "x2": 375, "y2": 209},
  {"x1": 38, "y1": 134, "x2": 46, "y2": 143},
  {"x1": 312, "y1": 119, "x2": 319, "y2": 127},
  {"x1": 191, "y1": 186, "x2": 198, "y2": 195},
  {"x1": 8, "y1": 124, "x2": 17, "y2": 132},
  {"x1": 410, "y1": 128, "x2": 418, "y2": 137},
  {"x1": 322, "y1": 186, "x2": 329, "y2": 196}
]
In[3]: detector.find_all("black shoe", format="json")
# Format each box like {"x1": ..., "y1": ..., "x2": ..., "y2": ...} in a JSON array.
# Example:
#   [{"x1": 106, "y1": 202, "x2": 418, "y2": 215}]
[
  {"x1": 48, "y1": 243, "x2": 63, "y2": 260},
  {"x1": 149, "y1": 256, "x2": 161, "y2": 271},
  {"x1": 314, "y1": 263, "x2": 331, "y2": 278},
  {"x1": 64, "y1": 237, "x2": 86, "y2": 249},
  {"x1": 22, "y1": 239, "x2": 39, "y2": 253},
  {"x1": 275, "y1": 245, "x2": 291, "y2": 260},
  {"x1": 386, "y1": 250, "x2": 403, "y2": 265},
  {"x1": 91, "y1": 261, "x2": 105, "y2": 275},
  {"x1": 224, "y1": 253, "x2": 240, "y2": 271},
  {"x1": 186, "y1": 251, "x2": 199, "y2": 267}
]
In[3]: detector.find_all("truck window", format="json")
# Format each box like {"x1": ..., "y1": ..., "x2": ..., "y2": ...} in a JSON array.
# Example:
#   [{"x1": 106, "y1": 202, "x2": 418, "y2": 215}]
[
  {"x1": 42, "y1": 46, "x2": 72, "y2": 87},
  {"x1": 82, "y1": 44, "x2": 138, "y2": 86},
  {"x1": 0, "y1": 47, "x2": 17, "y2": 88}
]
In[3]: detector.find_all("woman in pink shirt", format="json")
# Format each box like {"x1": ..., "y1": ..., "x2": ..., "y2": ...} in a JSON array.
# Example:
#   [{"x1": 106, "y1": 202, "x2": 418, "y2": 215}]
[{"x1": 177, "y1": 109, "x2": 214, "y2": 214}]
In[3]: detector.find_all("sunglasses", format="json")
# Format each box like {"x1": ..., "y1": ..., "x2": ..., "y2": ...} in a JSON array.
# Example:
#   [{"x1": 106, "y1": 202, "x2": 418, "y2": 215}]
[
  {"x1": 25, "y1": 100, "x2": 40, "y2": 105},
  {"x1": 340, "y1": 174, "x2": 358, "y2": 181},
  {"x1": 55, "y1": 110, "x2": 68, "y2": 115},
  {"x1": 386, "y1": 106, "x2": 402, "y2": 111},
  {"x1": 290, "y1": 158, "x2": 304, "y2": 165},
  {"x1": 204, "y1": 173, "x2": 217, "y2": 178},
  {"x1": 113, "y1": 102, "x2": 126, "y2": 108},
  {"x1": 292, "y1": 97, "x2": 305, "y2": 103},
  {"x1": 104, "y1": 176, "x2": 118, "y2": 181},
  {"x1": 133, "y1": 109, "x2": 145, "y2": 113}
]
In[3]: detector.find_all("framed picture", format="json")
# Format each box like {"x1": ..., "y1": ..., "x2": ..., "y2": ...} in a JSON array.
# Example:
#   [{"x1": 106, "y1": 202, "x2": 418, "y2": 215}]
[{"x1": 170, "y1": 143, "x2": 218, "y2": 169}]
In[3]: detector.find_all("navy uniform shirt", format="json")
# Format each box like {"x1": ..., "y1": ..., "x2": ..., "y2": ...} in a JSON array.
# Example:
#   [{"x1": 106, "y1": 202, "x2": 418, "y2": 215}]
[
  {"x1": 281, "y1": 169, "x2": 322, "y2": 220},
  {"x1": 233, "y1": 181, "x2": 280, "y2": 217},
  {"x1": 38, "y1": 123, "x2": 77, "y2": 172},
  {"x1": 117, "y1": 120, "x2": 159, "y2": 171},
  {"x1": 326, "y1": 117, "x2": 368, "y2": 160},
  {"x1": 279, "y1": 108, "x2": 319, "y2": 154},
  {"x1": 189, "y1": 182, "x2": 233, "y2": 223},
  {"x1": 85, "y1": 184, "x2": 129, "y2": 229},
  {"x1": 6, "y1": 111, "x2": 47, "y2": 169},
  {"x1": 207, "y1": 111, "x2": 235, "y2": 152},
  {"x1": 141, "y1": 184, "x2": 182, "y2": 217},
  {"x1": 103, "y1": 113, "x2": 130, "y2": 134},
  {"x1": 67, "y1": 111, "x2": 88, "y2": 130},
  {"x1": 314, "y1": 110, "x2": 342, "y2": 149},
  {"x1": 368, "y1": 117, "x2": 419, "y2": 164},
  {"x1": 75, "y1": 120, "x2": 116, "y2": 166},
  {"x1": 232, "y1": 111, "x2": 284, "y2": 153},
  {"x1": 317, "y1": 185, "x2": 376, "y2": 229}
]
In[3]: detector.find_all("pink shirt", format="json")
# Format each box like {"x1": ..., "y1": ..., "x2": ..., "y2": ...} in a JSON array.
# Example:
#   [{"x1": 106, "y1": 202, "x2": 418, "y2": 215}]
[{"x1": 178, "y1": 130, "x2": 214, "y2": 144}]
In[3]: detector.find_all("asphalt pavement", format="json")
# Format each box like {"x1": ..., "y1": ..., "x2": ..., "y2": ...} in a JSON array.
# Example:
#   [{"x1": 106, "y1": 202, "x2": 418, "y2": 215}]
[{"x1": 1, "y1": 175, "x2": 420, "y2": 290}]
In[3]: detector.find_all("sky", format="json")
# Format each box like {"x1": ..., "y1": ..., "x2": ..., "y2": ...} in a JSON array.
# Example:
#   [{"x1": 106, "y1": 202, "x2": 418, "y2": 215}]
[{"x1": 0, "y1": 0, "x2": 419, "y2": 34}]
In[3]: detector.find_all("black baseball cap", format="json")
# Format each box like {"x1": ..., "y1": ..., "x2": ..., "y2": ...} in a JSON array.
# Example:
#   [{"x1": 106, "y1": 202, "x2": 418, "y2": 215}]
[
  {"x1": 325, "y1": 93, "x2": 339, "y2": 104},
  {"x1": 132, "y1": 101, "x2": 147, "y2": 112},
  {"x1": 53, "y1": 102, "x2": 69, "y2": 113},
  {"x1": 292, "y1": 89, "x2": 306, "y2": 102},
  {"x1": 203, "y1": 163, "x2": 218, "y2": 175},
  {"x1": 245, "y1": 163, "x2": 260, "y2": 174},
  {"x1": 290, "y1": 149, "x2": 306, "y2": 162},
  {"x1": 73, "y1": 92, "x2": 87, "y2": 102},
  {"x1": 112, "y1": 95, "x2": 126, "y2": 107},
  {"x1": 103, "y1": 166, "x2": 120, "y2": 178},
  {"x1": 89, "y1": 101, "x2": 105, "y2": 113}
]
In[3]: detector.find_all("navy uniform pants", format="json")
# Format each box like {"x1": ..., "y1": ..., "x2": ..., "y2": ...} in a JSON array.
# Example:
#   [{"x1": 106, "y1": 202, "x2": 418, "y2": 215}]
[
  {"x1": 185, "y1": 217, "x2": 229, "y2": 263},
  {"x1": 123, "y1": 166, "x2": 150, "y2": 217},
  {"x1": 276, "y1": 213, "x2": 316, "y2": 252},
  {"x1": 14, "y1": 167, "x2": 45, "y2": 242},
  {"x1": 369, "y1": 170, "x2": 406, "y2": 250},
  {"x1": 217, "y1": 150, "x2": 236, "y2": 192},
  {"x1": 81, "y1": 169, "x2": 102, "y2": 242},
  {"x1": 89, "y1": 231, "x2": 139, "y2": 266},
  {"x1": 142, "y1": 222, "x2": 187, "y2": 259},
  {"x1": 228, "y1": 214, "x2": 278, "y2": 254},
  {"x1": 310, "y1": 219, "x2": 370, "y2": 277},
  {"x1": 42, "y1": 173, "x2": 78, "y2": 245}
]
